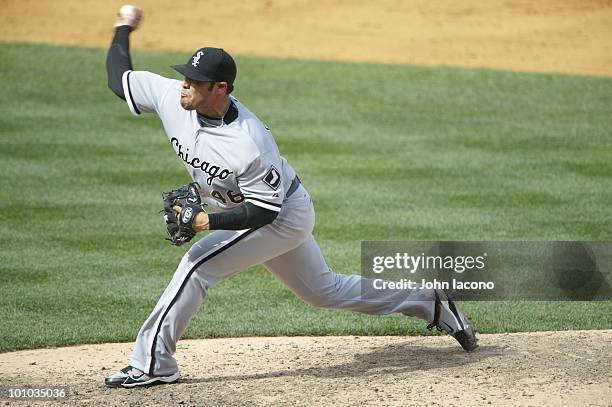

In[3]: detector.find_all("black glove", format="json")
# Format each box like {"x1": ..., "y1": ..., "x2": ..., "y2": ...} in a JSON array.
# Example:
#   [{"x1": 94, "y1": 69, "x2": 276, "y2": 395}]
[{"x1": 162, "y1": 182, "x2": 205, "y2": 246}]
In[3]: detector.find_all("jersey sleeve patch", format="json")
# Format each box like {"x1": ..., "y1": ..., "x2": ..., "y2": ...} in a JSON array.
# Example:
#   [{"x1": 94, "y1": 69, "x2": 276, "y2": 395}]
[{"x1": 263, "y1": 166, "x2": 281, "y2": 190}]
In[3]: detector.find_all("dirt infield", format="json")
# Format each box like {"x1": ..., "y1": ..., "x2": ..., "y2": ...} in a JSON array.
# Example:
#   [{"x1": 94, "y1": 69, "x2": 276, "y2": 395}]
[
  {"x1": 1, "y1": 0, "x2": 612, "y2": 76},
  {"x1": 0, "y1": 331, "x2": 610, "y2": 406}
]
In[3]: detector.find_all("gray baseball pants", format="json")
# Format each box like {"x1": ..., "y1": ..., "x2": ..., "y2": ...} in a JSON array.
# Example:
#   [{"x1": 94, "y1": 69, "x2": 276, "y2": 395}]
[{"x1": 130, "y1": 185, "x2": 435, "y2": 376}]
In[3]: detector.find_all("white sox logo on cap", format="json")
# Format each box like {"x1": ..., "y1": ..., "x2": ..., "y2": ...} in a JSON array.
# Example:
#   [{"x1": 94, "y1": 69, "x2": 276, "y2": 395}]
[{"x1": 192, "y1": 51, "x2": 204, "y2": 67}]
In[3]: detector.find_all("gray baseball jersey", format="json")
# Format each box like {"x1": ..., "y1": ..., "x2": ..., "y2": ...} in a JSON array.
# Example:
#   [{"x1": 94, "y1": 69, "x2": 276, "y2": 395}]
[{"x1": 122, "y1": 70, "x2": 296, "y2": 214}]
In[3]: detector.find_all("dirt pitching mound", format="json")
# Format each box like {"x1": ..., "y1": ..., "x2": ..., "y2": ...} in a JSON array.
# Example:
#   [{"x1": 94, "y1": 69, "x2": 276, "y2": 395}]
[{"x1": 1, "y1": 330, "x2": 610, "y2": 406}]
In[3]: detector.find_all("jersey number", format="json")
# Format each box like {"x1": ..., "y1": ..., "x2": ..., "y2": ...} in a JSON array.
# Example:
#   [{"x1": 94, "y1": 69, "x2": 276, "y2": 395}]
[{"x1": 211, "y1": 190, "x2": 245, "y2": 204}]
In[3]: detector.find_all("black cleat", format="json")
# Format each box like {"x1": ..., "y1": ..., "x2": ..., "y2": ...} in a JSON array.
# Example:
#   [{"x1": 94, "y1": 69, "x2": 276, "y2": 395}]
[
  {"x1": 105, "y1": 365, "x2": 179, "y2": 388},
  {"x1": 427, "y1": 289, "x2": 479, "y2": 352}
]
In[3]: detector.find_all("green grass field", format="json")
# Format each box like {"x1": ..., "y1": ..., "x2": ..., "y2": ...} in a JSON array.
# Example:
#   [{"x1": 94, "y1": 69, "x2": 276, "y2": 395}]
[{"x1": 0, "y1": 43, "x2": 610, "y2": 352}]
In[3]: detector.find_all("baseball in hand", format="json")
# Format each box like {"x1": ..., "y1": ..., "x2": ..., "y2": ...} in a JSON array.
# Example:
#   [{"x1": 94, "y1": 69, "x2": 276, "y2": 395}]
[{"x1": 115, "y1": 4, "x2": 142, "y2": 29}]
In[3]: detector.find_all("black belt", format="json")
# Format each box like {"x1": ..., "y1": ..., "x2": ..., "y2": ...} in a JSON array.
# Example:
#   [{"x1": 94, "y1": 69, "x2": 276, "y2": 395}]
[{"x1": 286, "y1": 176, "x2": 301, "y2": 199}]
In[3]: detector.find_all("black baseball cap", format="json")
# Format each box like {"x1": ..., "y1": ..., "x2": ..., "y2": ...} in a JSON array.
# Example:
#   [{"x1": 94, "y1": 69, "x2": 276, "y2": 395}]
[{"x1": 171, "y1": 47, "x2": 236, "y2": 86}]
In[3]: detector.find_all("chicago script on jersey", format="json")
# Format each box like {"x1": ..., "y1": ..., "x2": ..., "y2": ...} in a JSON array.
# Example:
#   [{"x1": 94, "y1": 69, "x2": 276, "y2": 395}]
[{"x1": 171, "y1": 137, "x2": 233, "y2": 185}]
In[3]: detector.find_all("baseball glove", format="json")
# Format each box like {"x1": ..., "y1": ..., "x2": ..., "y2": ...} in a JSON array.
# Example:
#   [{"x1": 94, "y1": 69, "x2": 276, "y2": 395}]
[{"x1": 162, "y1": 182, "x2": 205, "y2": 246}]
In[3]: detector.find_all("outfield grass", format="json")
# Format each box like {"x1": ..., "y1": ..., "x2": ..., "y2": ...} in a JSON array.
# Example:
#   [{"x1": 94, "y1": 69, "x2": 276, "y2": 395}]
[{"x1": 0, "y1": 43, "x2": 610, "y2": 352}]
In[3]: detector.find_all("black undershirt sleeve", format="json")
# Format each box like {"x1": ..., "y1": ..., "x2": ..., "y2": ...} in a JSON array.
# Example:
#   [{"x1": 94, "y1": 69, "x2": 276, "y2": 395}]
[
  {"x1": 208, "y1": 202, "x2": 279, "y2": 230},
  {"x1": 106, "y1": 25, "x2": 134, "y2": 100}
]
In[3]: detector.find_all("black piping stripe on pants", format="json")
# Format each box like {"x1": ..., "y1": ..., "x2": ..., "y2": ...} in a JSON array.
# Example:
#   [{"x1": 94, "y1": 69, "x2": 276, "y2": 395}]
[{"x1": 148, "y1": 227, "x2": 259, "y2": 375}]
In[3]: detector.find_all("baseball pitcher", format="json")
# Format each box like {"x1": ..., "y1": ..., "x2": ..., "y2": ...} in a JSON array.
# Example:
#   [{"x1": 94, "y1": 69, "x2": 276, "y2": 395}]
[{"x1": 104, "y1": 5, "x2": 477, "y2": 388}]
